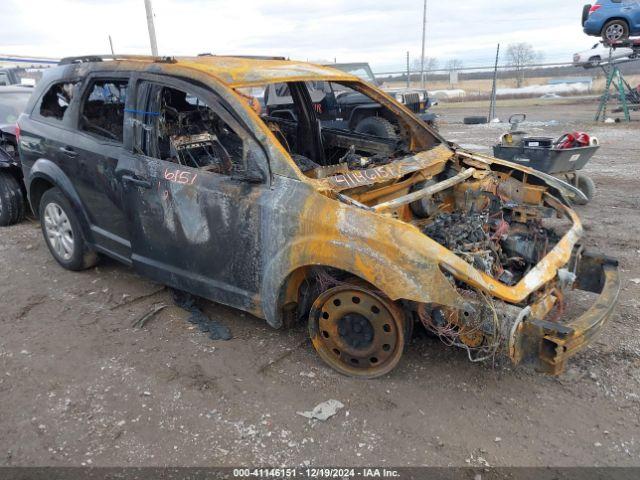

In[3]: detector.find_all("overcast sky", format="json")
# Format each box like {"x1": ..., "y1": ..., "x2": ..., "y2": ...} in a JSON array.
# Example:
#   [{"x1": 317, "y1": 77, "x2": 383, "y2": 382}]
[{"x1": 1, "y1": 0, "x2": 597, "y2": 71}]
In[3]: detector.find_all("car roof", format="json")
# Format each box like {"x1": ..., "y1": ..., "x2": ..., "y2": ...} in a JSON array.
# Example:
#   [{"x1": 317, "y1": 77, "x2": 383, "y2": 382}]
[
  {"x1": 328, "y1": 62, "x2": 371, "y2": 68},
  {"x1": 57, "y1": 55, "x2": 359, "y2": 88},
  {"x1": 0, "y1": 85, "x2": 33, "y2": 94}
]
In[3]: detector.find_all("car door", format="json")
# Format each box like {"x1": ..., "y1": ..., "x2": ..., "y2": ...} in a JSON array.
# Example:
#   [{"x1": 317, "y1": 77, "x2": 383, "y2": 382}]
[
  {"x1": 117, "y1": 74, "x2": 272, "y2": 312},
  {"x1": 64, "y1": 74, "x2": 132, "y2": 260}
]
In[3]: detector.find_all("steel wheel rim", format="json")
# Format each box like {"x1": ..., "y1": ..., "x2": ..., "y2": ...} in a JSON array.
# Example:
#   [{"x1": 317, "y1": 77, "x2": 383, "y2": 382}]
[
  {"x1": 309, "y1": 286, "x2": 405, "y2": 378},
  {"x1": 606, "y1": 24, "x2": 624, "y2": 41},
  {"x1": 44, "y1": 202, "x2": 74, "y2": 260}
]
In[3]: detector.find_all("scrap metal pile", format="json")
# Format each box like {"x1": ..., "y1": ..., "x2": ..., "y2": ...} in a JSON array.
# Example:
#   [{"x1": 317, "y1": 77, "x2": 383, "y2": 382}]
[{"x1": 423, "y1": 205, "x2": 558, "y2": 286}]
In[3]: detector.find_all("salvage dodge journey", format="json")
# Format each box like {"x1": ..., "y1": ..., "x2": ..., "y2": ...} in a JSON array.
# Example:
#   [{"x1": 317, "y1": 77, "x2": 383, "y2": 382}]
[{"x1": 17, "y1": 55, "x2": 620, "y2": 378}]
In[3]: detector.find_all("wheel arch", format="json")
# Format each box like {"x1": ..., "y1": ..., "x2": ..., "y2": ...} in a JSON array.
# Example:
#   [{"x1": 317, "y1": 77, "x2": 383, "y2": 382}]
[
  {"x1": 347, "y1": 105, "x2": 384, "y2": 130},
  {"x1": 27, "y1": 159, "x2": 93, "y2": 243},
  {"x1": 262, "y1": 239, "x2": 464, "y2": 329},
  {"x1": 601, "y1": 17, "x2": 630, "y2": 32}
]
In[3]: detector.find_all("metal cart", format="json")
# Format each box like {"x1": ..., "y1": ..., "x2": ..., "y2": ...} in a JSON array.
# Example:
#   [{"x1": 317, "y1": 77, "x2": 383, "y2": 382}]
[{"x1": 493, "y1": 114, "x2": 599, "y2": 204}]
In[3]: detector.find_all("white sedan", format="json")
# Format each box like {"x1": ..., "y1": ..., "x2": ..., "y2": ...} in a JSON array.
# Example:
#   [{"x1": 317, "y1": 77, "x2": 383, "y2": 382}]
[{"x1": 573, "y1": 43, "x2": 634, "y2": 68}]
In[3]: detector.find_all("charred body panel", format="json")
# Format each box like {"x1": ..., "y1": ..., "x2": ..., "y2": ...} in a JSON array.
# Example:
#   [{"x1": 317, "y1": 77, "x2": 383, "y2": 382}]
[{"x1": 16, "y1": 55, "x2": 619, "y2": 377}]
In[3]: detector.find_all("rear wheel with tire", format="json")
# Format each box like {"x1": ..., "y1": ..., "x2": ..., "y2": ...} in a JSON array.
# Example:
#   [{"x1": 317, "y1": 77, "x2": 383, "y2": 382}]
[
  {"x1": 39, "y1": 188, "x2": 98, "y2": 270},
  {"x1": 602, "y1": 19, "x2": 629, "y2": 43},
  {"x1": 575, "y1": 174, "x2": 596, "y2": 204},
  {"x1": 0, "y1": 171, "x2": 26, "y2": 226},
  {"x1": 308, "y1": 285, "x2": 406, "y2": 378},
  {"x1": 354, "y1": 116, "x2": 398, "y2": 140}
]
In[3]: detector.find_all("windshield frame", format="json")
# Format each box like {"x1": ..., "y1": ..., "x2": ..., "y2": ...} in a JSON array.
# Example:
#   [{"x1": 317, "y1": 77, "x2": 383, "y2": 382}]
[
  {"x1": 329, "y1": 63, "x2": 378, "y2": 84},
  {"x1": 233, "y1": 78, "x2": 446, "y2": 184}
]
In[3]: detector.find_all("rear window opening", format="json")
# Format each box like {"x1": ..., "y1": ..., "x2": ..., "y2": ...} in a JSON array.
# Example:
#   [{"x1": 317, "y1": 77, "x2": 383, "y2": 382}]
[{"x1": 39, "y1": 82, "x2": 79, "y2": 121}]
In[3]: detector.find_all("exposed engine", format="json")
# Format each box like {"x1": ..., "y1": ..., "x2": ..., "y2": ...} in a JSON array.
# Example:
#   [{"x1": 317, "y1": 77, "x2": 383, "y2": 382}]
[{"x1": 423, "y1": 205, "x2": 559, "y2": 286}]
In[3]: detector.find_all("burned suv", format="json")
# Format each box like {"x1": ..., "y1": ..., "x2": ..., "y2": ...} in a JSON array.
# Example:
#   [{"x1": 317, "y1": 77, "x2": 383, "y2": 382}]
[{"x1": 18, "y1": 55, "x2": 619, "y2": 378}]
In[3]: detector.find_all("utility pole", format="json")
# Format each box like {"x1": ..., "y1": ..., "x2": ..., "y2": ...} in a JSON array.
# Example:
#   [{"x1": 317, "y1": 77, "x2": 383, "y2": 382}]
[
  {"x1": 420, "y1": 0, "x2": 427, "y2": 89},
  {"x1": 144, "y1": 0, "x2": 159, "y2": 56},
  {"x1": 406, "y1": 51, "x2": 410, "y2": 89},
  {"x1": 488, "y1": 43, "x2": 500, "y2": 122},
  {"x1": 108, "y1": 35, "x2": 115, "y2": 55}
]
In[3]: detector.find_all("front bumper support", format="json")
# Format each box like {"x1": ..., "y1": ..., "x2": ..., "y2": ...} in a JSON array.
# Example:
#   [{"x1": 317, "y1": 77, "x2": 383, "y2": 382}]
[{"x1": 510, "y1": 251, "x2": 620, "y2": 375}]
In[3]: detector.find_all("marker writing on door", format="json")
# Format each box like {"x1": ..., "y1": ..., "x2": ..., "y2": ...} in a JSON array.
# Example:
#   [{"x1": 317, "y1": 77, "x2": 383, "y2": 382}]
[{"x1": 164, "y1": 168, "x2": 198, "y2": 185}]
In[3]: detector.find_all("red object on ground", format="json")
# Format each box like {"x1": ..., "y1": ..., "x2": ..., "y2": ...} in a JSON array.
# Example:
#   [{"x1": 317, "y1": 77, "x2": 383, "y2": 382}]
[{"x1": 556, "y1": 132, "x2": 591, "y2": 150}]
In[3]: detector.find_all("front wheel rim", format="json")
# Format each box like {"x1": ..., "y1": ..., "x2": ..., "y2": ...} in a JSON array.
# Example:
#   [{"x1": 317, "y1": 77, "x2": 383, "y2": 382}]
[
  {"x1": 44, "y1": 202, "x2": 74, "y2": 261},
  {"x1": 606, "y1": 24, "x2": 625, "y2": 41},
  {"x1": 309, "y1": 285, "x2": 405, "y2": 378}
]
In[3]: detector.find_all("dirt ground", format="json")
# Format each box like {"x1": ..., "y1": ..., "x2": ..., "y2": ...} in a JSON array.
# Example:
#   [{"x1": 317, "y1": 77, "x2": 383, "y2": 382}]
[{"x1": 1, "y1": 98, "x2": 639, "y2": 468}]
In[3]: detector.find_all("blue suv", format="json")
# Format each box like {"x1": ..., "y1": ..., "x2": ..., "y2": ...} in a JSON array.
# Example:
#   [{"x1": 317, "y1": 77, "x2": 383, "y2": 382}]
[{"x1": 583, "y1": 1, "x2": 640, "y2": 42}]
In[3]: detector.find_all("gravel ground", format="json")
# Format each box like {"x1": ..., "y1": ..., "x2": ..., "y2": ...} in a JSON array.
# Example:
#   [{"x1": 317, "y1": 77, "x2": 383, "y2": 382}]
[{"x1": 1, "y1": 99, "x2": 639, "y2": 468}]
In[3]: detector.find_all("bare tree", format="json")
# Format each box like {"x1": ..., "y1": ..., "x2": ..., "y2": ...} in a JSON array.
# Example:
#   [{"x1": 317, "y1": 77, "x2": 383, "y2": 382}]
[
  {"x1": 411, "y1": 57, "x2": 439, "y2": 85},
  {"x1": 445, "y1": 59, "x2": 463, "y2": 86},
  {"x1": 446, "y1": 58, "x2": 464, "y2": 72},
  {"x1": 412, "y1": 57, "x2": 439, "y2": 72},
  {"x1": 506, "y1": 43, "x2": 540, "y2": 88}
]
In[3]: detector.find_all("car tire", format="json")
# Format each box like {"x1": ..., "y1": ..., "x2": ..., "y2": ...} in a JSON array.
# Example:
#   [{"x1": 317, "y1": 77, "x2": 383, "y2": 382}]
[
  {"x1": 354, "y1": 116, "x2": 398, "y2": 140},
  {"x1": 0, "y1": 171, "x2": 26, "y2": 227},
  {"x1": 463, "y1": 116, "x2": 488, "y2": 125},
  {"x1": 588, "y1": 56, "x2": 601, "y2": 68},
  {"x1": 602, "y1": 19, "x2": 629, "y2": 43},
  {"x1": 39, "y1": 187, "x2": 98, "y2": 271},
  {"x1": 575, "y1": 174, "x2": 596, "y2": 204}
]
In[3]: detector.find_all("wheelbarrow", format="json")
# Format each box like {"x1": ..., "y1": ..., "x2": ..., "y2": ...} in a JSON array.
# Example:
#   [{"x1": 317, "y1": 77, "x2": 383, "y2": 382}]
[{"x1": 493, "y1": 114, "x2": 599, "y2": 204}]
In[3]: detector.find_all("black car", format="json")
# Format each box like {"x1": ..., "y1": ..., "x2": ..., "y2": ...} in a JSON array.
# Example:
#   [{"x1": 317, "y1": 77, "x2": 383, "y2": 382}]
[
  {"x1": 264, "y1": 77, "x2": 436, "y2": 146},
  {"x1": 0, "y1": 85, "x2": 32, "y2": 225},
  {"x1": 326, "y1": 63, "x2": 436, "y2": 123}
]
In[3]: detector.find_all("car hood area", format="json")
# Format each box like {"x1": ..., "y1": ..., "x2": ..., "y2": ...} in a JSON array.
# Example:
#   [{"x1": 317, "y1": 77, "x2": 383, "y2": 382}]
[{"x1": 311, "y1": 144, "x2": 585, "y2": 304}]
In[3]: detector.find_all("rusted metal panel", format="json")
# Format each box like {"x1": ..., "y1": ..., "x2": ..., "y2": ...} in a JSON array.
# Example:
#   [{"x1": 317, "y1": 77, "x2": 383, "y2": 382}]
[
  {"x1": 318, "y1": 144, "x2": 452, "y2": 192},
  {"x1": 511, "y1": 254, "x2": 620, "y2": 375}
]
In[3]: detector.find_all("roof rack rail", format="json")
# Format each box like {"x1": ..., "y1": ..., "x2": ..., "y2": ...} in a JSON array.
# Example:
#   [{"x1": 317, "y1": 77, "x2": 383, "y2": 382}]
[
  {"x1": 196, "y1": 53, "x2": 287, "y2": 60},
  {"x1": 58, "y1": 54, "x2": 177, "y2": 65}
]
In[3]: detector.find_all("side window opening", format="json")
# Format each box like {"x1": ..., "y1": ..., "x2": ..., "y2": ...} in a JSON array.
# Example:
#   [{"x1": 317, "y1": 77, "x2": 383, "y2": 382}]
[
  {"x1": 39, "y1": 81, "x2": 79, "y2": 121},
  {"x1": 80, "y1": 79, "x2": 128, "y2": 142},
  {"x1": 142, "y1": 85, "x2": 244, "y2": 176}
]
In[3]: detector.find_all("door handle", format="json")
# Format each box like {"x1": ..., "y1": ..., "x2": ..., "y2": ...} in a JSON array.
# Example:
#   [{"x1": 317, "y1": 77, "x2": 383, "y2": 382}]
[
  {"x1": 122, "y1": 174, "x2": 152, "y2": 189},
  {"x1": 59, "y1": 146, "x2": 78, "y2": 158}
]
